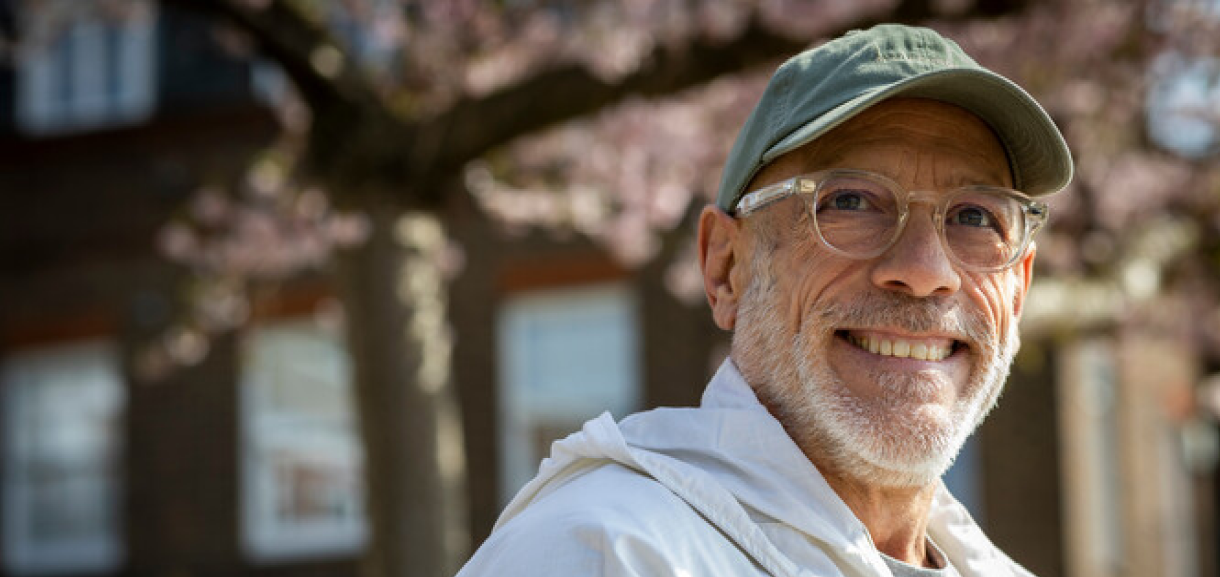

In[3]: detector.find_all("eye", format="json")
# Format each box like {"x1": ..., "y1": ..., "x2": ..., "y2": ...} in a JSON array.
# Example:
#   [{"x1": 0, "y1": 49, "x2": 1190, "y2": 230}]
[
  {"x1": 820, "y1": 189, "x2": 874, "y2": 212},
  {"x1": 949, "y1": 205, "x2": 994, "y2": 228}
]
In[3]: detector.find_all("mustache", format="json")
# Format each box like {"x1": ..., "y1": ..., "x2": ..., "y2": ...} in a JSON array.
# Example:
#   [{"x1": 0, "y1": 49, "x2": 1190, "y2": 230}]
[{"x1": 815, "y1": 292, "x2": 994, "y2": 351}]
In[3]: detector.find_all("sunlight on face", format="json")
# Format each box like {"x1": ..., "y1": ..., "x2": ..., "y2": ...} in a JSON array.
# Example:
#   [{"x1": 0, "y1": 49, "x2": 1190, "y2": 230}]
[{"x1": 731, "y1": 99, "x2": 1026, "y2": 487}]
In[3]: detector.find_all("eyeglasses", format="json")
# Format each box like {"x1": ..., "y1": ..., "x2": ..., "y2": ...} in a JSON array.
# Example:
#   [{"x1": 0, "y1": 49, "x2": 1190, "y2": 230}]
[{"x1": 734, "y1": 169, "x2": 1049, "y2": 272}]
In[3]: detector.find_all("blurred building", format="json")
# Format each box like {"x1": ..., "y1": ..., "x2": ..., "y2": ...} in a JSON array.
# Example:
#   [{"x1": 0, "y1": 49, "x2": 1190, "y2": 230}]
[
  {"x1": 0, "y1": 4, "x2": 720, "y2": 577},
  {"x1": 0, "y1": 3, "x2": 1213, "y2": 577}
]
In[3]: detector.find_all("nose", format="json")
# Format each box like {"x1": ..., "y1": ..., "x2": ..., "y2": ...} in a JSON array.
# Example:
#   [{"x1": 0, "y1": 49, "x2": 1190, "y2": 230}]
[{"x1": 869, "y1": 209, "x2": 961, "y2": 298}]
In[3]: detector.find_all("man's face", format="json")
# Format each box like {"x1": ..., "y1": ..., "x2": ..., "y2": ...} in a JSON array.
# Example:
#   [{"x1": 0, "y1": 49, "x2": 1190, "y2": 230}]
[{"x1": 723, "y1": 98, "x2": 1034, "y2": 487}]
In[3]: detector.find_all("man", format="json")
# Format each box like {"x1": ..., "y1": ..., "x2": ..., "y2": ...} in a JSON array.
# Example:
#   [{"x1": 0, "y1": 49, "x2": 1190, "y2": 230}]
[{"x1": 457, "y1": 24, "x2": 1072, "y2": 577}]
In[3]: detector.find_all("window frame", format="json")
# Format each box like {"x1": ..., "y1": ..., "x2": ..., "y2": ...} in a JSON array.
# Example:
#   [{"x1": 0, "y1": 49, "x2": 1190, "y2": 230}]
[
  {"x1": 495, "y1": 282, "x2": 642, "y2": 504},
  {"x1": 1, "y1": 339, "x2": 126, "y2": 576},
  {"x1": 15, "y1": 0, "x2": 158, "y2": 136},
  {"x1": 238, "y1": 318, "x2": 368, "y2": 563}
]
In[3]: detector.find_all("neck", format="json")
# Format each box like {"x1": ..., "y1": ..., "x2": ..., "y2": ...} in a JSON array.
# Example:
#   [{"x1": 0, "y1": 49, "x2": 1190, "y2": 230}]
[{"x1": 820, "y1": 464, "x2": 938, "y2": 568}]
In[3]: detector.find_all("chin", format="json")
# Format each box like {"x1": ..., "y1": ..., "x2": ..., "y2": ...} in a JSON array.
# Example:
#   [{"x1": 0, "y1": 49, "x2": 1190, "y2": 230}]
[
  {"x1": 824, "y1": 395, "x2": 980, "y2": 488},
  {"x1": 790, "y1": 367, "x2": 966, "y2": 487},
  {"x1": 790, "y1": 322, "x2": 1019, "y2": 488}
]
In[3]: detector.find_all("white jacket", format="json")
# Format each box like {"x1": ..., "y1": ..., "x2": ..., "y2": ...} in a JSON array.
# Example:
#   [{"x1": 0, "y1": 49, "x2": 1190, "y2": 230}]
[{"x1": 456, "y1": 360, "x2": 1036, "y2": 577}]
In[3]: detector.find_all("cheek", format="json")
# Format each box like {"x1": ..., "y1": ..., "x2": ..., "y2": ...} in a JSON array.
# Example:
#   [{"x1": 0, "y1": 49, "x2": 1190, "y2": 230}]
[
  {"x1": 781, "y1": 246, "x2": 862, "y2": 334},
  {"x1": 963, "y1": 270, "x2": 1020, "y2": 334}
]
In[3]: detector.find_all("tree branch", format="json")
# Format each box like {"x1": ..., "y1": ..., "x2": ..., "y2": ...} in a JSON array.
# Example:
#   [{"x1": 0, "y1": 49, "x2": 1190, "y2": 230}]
[
  {"x1": 402, "y1": 0, "x2": 1032, "y2": 200},
  {"x1": 162, "y1": 0, "x2": 386, "y2": 115},
  {"x1": 406, "y1": 16, "x2": 805, "y2": 182},
  {"x1": 168, "y1": 0, "x2": 1038, "y2": 208}
]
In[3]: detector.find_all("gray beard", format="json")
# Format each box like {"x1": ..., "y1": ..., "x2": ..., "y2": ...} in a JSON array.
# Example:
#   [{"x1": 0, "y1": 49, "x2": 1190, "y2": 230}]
[{"x1": 733, "y1": 270, "x2": 1020, "y2": 488}]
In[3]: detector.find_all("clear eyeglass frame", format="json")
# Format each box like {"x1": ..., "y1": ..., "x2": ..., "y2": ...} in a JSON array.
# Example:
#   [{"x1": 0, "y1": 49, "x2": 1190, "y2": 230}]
[{"x1": 733, "y1": 169, "x2": 1050, "y2": 273}]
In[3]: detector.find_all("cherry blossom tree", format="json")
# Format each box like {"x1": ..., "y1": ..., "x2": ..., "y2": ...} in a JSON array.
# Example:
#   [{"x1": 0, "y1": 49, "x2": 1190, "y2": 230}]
[{"x1": 147, "y1": 2, "x2": 1014, "y2": 576}]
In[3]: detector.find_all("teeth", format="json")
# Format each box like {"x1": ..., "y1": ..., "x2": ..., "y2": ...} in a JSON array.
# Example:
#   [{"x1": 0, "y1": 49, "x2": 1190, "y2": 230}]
[
  {"x1": 893, "y1": 341, "x2": 910, "y2": 358},
  {"x1": 850, "y1": 335, "x2": 951, "y2": 361}
]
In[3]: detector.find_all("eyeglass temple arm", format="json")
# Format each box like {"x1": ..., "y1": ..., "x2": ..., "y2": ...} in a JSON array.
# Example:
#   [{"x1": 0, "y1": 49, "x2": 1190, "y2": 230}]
[{"x1": 734, "y1": 179, "x2": 797, "y2": 216}]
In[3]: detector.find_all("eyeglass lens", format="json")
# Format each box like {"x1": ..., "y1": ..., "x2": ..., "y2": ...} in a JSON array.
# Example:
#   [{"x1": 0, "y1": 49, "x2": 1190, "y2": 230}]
[{"x1": 812, "y1": 174, "x2": 1026, "y2": 270}]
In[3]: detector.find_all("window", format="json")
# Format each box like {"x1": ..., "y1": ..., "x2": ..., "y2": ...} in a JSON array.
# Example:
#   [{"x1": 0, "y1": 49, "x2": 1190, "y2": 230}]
[
  {"x1": 240, "y1": 319, "x2": 367, "y2": 561},
  {"x1": 15, "y1": 0, "x2": 157, "y2": 135},
  {"x1": 1059, "y1": 339, "x2": 1123, "y2": 577},
  {"x1": 1146, "y1": 52, "x2": 1220, "y2": 158},
  {"x1": 2, "y1": 340, "x2": 125, "y2": 576},
  {"x1": 497, "y1": 283, "x2": 641, "y2": 503},
  {"x1": 1145, "y1": 0, "x2": 1220, "y2": 158},
  {"x1": 942, "y1": 436, "x2": 984, "y2": 524}
]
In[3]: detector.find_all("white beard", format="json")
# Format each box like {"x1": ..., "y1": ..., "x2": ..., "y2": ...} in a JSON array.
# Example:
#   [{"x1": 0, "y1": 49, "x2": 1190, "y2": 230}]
[{"x1": 734, "y1": 265, "x2": 1020, "y2": 488}]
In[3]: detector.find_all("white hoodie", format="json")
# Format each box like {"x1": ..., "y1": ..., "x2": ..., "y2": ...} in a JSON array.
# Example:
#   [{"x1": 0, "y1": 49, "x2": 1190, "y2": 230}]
[{"x1": 456, "y1": 360, "x2": 1036, "y2": 577}]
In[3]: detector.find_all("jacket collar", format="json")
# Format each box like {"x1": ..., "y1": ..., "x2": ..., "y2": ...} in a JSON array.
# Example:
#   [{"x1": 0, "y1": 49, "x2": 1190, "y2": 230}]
[
  {"x1": 689, "y1": 358, "x2": 1030, "y2": 577},
  {"x1": 623, "y1": 359, "x2": 885, "y2": 572}
]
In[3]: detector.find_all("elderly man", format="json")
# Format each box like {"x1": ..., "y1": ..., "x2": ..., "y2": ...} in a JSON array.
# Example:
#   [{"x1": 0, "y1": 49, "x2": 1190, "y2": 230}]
[{"x1": 457, "y1": 24, "x2": 1071, "y2": 577}]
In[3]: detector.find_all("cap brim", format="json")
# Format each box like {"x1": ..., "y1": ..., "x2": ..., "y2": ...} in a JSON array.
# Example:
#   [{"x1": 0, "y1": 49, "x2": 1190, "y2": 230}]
[{"x1": 764, "y1": 68, "x2": 1073, "y2": 196}]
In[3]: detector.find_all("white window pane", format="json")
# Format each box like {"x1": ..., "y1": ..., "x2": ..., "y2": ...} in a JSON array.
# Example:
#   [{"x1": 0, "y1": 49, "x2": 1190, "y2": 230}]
[
  {"x1": 16, "y1": 50, "x2": 60, "y2": 131},
  {"x1": 241, "y1": 320, "x2": 367, "y2": 562},
  {"x1": 497, "y1": 283, "x2": 641, "y2": 503},
  {"x1": 2, "y1": 340, "x2": 125, "y2": 576},
  {"x1": 114, "y1": 10, "x2": 157, "y2": 122},
  {"x1": 68, "y1": 19, "x2": 109, "y2": 127}
]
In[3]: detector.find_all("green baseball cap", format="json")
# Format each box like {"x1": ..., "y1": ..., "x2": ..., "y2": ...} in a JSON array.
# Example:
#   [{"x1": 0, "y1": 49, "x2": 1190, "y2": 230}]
[{"x1": 716, "y1": 24, "x2": 1073, "y2": 212}]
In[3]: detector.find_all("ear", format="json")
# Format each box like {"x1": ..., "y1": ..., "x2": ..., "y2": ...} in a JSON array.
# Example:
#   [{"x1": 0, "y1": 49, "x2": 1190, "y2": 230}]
[
  {"x1": 698, "y1": 205, "x2": 744, "y2": 330},
  {"x1": 1011, "y1": 242, "x2": 1036, "y2": 319}
]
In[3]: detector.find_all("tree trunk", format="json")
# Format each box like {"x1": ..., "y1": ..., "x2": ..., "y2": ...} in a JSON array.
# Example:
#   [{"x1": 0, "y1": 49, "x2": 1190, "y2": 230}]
[{"x1": 335, "y1": 201, "x2": 469, "y2": 577}]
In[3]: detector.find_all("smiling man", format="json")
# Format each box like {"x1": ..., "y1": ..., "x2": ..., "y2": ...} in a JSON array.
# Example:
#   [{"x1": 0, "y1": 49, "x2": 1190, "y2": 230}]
[{"x1": 457, "y1": 24, "x2": 1071, "y2": 577}]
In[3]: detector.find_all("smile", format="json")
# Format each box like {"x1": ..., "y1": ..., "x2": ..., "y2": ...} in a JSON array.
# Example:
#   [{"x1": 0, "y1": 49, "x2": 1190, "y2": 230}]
[{"x1": 842, "y1": 331, "x2": 959, "y2": 361}]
